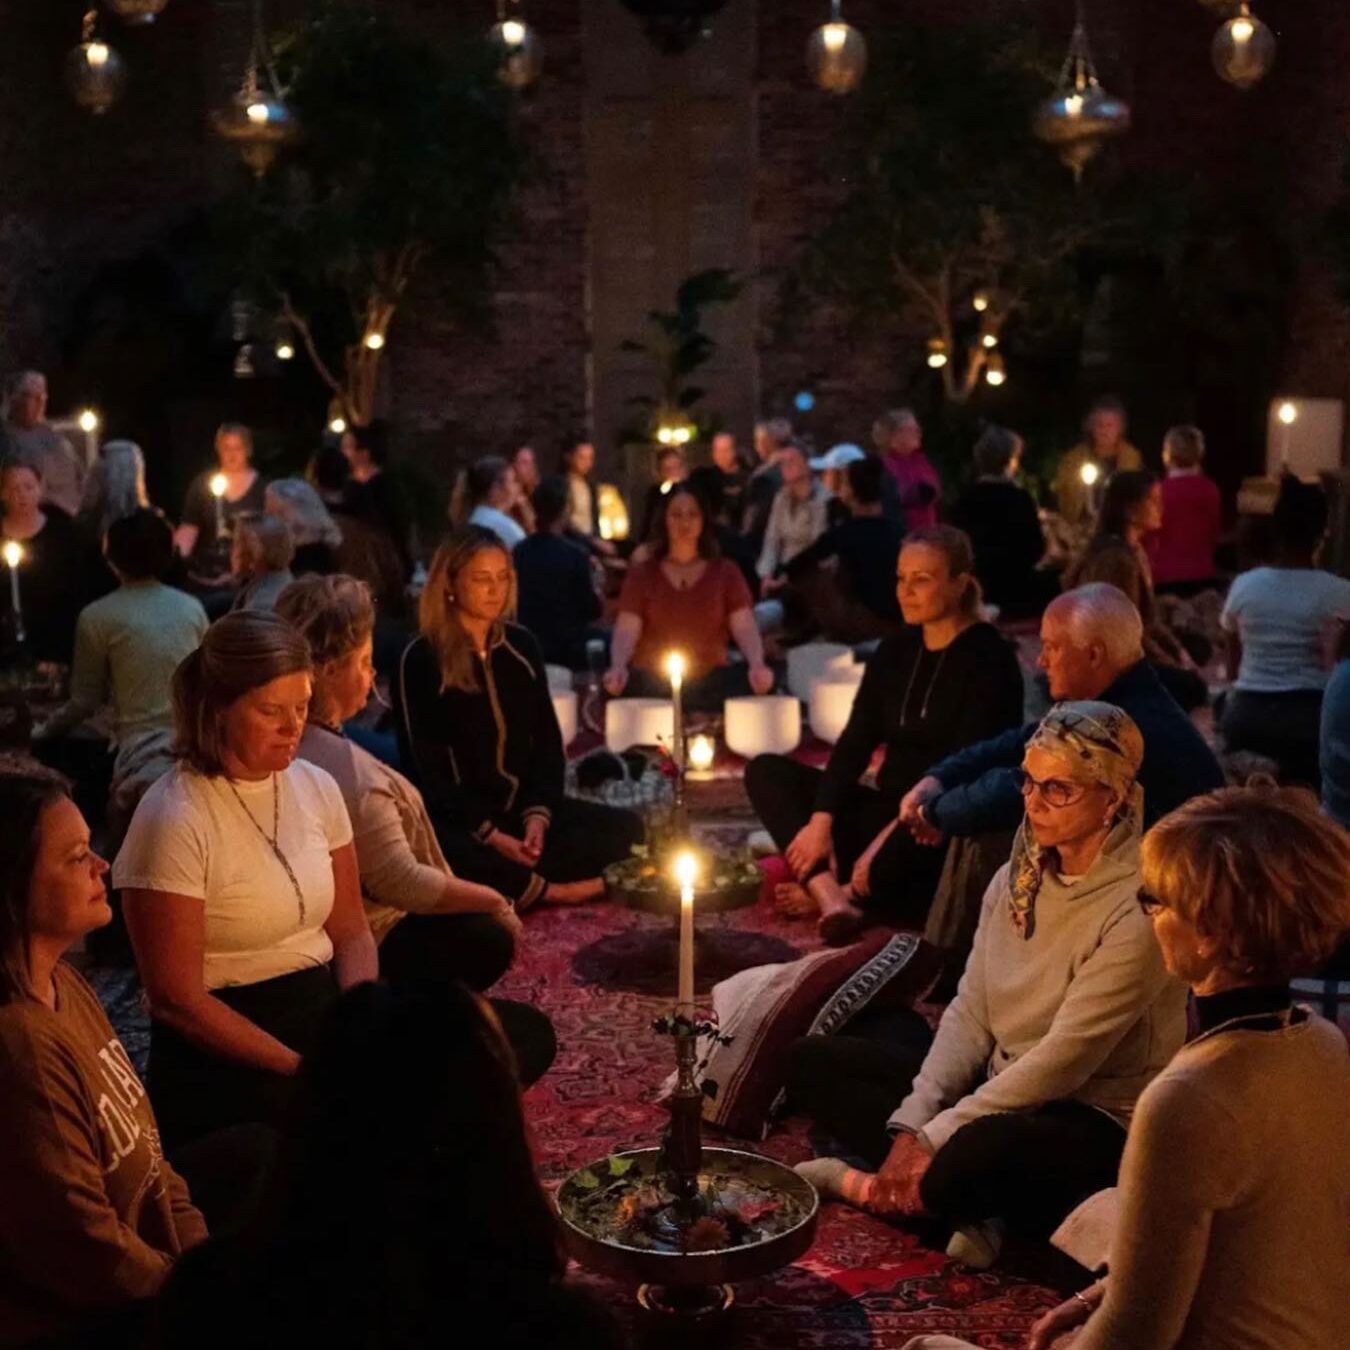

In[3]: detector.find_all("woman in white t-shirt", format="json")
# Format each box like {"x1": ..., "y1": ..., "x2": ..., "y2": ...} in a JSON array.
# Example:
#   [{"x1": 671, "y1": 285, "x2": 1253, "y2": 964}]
[
  {"x1": 1220, "y1": 478, "x2": 1350, "y2": 787},
  {"x1": 115, "y1": 610, "x2": 377, "y2": 1149}
]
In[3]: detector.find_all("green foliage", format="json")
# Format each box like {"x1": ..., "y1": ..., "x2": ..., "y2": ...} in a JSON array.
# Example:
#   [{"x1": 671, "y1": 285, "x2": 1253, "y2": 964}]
[
  {"x1": 221, "y1": 0, "x2": 524, "y2": 420},
  {"x1": 619, "y1": 268, "x2": 743, "y2": 443}
]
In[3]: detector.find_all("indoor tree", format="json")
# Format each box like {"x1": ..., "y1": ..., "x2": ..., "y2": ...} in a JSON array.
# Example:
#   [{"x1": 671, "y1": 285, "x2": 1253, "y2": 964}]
[{"x1": 224, "y1": 1, "x2": 524, "y2": 428}]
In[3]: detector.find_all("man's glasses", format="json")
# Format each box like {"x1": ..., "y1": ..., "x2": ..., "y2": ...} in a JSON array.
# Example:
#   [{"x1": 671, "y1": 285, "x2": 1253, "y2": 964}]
[
  {"x1": 1137, "y1": 889, "x2": 1167, "y2": 918},
  {"x1": 1016, "y1": 769, "x2": 1089, "y2": 809}
]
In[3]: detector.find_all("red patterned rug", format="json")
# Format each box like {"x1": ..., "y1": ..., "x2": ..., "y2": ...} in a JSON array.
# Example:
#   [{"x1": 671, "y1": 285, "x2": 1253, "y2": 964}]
[{"x1": 499, "y1": 892, "x2": 1061, "y2": 1348}]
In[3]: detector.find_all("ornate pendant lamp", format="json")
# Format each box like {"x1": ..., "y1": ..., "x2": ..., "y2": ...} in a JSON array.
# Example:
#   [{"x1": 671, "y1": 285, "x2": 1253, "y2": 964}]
[
  {"x1": 104, "y1": 0, "x2": 170, "y2": 24},
  {"x1": 1033, "y1": 3, "x2": 1130, "y2": 181},
  {"x1": 806, "y1": 0, "x2": 867, "y2": 94},
  {"x1": 1212, "y1": 3, "x2": 1276, "y2": 89},
  {"x1": 67, "y1": 9, "x2": 126, "y2": 115},
  {"x1": 211, "y1": 0, "x2": 298, "y2": 178},
  {"x1": 489, "y1": 0, "x2": 543, "y2": 88}
]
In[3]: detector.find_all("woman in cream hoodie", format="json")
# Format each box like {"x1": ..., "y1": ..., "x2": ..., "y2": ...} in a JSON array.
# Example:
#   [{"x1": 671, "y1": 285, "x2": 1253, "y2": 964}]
[{"x1": 791, "y1": 702, "x2": 1187, "y2": 1266}]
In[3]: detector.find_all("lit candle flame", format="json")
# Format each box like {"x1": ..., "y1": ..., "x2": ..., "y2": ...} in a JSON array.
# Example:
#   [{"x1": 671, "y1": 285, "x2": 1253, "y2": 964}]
[
  {"x1": 86, "y1": 42, "x2": 110, "y2": 67},
  {"x1": 77, "y1": 408, "x2": 100, "y2": 433},
  {"x1": 674, "y1": 851, "x2": 699, "y2": 890},
  {"x1": 209, "y1": 473, "x2": 228, "y2": 498},
  {"x1": 665, "y1": 651, "x2": 685, "y2": 686},
  {"x1": 1277, "y1": 401, "x2": 1298, "y2": 426},
  {"x1": 1080, "y1": 462, "x2": 1100, "y2": 487},
  {"x1": 688, "y1": 735, "x2": 715, "y2": 772},
  {"x1": 2, "y1": 540, "x2": 24, "y2": 569},
  {"x1": 821, "y1": 21, "x2": 849, "y2": 52}
]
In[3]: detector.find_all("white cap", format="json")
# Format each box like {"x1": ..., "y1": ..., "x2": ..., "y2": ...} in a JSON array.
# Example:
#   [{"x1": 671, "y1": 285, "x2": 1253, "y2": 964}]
[{"x1": 810, "y1": 443, "x2": 867, "y2": 472}]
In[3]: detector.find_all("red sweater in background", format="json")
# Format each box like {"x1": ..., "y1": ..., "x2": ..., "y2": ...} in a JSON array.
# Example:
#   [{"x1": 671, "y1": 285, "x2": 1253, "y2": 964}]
[{"x1": 1148, "y1": 471, "x2": 1221, "y2": 586}]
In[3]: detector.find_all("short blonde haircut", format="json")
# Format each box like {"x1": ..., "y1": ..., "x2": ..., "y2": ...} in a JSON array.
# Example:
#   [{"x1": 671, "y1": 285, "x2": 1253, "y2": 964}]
[
  {"x1": 1142, "y1": 787, "x2": 1350, "y2": 981},
  {"x1": 275, "y1": 574, "x2": 375, "y2": 667},
  {"x1": 172, "y1": 611, "x2": 311, "y2": 776}
]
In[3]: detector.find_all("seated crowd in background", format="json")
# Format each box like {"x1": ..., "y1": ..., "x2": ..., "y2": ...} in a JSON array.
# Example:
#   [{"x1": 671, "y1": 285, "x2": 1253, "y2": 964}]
[{"x1": 4, "y1": 372, "x2": 1350, "y2": 1350}]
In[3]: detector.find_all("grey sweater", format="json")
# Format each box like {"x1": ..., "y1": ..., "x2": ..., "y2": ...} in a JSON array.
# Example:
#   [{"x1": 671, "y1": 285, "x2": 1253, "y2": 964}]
[{"x1": 890, "y1": 822, "x2": 1186, "y2": 1150}]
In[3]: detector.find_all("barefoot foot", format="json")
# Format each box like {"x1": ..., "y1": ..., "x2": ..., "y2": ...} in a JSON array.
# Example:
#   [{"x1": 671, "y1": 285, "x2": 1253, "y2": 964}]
[
  {"x1": 773, "y1": 881, "x2": 821, "y2": 918},
  {"x1": 543, "y1": 878, "x2": 606, "y2": 906}
]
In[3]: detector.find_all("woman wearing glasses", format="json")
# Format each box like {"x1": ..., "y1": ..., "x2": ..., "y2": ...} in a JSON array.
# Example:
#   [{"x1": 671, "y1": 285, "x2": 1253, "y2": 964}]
[{"x1": 788, "y1": 702, "x2": 1186, "y2": 1267}]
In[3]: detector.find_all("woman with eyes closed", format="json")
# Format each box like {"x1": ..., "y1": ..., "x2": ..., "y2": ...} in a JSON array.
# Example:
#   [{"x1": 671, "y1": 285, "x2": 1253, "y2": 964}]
[{"x1": 114, "y1": 610, "x2": 377, "y2": 1150}]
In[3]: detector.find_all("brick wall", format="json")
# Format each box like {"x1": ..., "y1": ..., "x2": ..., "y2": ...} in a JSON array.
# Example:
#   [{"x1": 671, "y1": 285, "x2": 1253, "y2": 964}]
[{"x1": 1, "y1": 0, "x2": 1346, "y2": 504}]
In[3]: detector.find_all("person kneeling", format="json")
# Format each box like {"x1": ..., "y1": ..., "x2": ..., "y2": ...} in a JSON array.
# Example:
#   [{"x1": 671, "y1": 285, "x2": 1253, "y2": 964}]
[{"x1": 788, "y1": 703, "x2": 1185, "y2": 1267}]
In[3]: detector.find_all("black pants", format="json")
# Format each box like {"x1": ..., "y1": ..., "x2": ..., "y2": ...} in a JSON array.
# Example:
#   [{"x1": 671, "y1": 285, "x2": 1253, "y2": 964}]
[
  {"x1": 170, "y1": 1122, "x2": 278, "y2": 1237},
  {"x1": 623, "y1": 663, "x2": 758, "y2": 713},
  {"x1": 435, "y1": 796, "x2": 644, "y2": 906},
  {"x1": 1219, "y1": 687, "x2": 1324, "y2": 788},
  {"x1": 745, "y1": 755, "x2": 946, "y2": 927},
  {"x1": 378, "y1": 912, "x2": 557, "y2": 1086},
  {"x1": 786, "y1": 1006, "x2": 1127, "y2": 1238},
  {"x1": 149, "y1": 966, "x2": 338, "y2": 1151}
]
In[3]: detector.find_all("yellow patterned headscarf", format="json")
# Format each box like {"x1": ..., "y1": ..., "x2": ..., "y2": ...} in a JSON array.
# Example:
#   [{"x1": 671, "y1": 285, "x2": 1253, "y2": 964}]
[{"x1": 1008, "y1": 701, "x2": 1145, "y2": 940}]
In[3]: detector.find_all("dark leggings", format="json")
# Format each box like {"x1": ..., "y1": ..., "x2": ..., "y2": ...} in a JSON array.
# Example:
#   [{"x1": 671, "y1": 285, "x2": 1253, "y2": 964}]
[
  {"x1": 1219, "y1": 687, "x2": 1325, "y2": 789},
  {"x1": 745, "y1": 755, "x2": 947, "y2": 927},
  {"x1": 435, "y1": 796, "x2": 644, "y2": 907},
  {"x1": 786, "y1": 1005, "x2": 1126, "y2": 1238},
  {"x1": 378, "y1": 912, "x2": 557, "y2": 1086},
  {"x1": 149, "y1": 966, "x2": 338, "y2": 1151}
]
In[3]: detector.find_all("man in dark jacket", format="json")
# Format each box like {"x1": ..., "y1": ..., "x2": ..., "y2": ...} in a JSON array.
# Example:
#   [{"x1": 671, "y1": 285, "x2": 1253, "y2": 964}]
[{"x1": 900, "y1": 583, "x2": 1224, "y2": 839}]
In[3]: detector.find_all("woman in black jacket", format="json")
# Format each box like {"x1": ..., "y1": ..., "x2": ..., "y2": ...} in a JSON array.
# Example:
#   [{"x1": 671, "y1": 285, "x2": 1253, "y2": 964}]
[
  {"x1": 396, "y1": 527, "x2": 642, "y2": 909},
  {"x1": 746, "y1": 526, "x2": 1025, "y2": 943}
]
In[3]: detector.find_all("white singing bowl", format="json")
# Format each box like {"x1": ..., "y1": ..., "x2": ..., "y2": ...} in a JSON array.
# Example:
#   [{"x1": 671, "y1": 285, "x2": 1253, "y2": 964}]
[
  {"x1": 552, "y1": 690, "x2": 579, "y2": 746},
  {"x1": 786, "y1": 642, "x2": 855, "y2": 702},
  {"x1": 545, "y1": 664, "x2": 574, "y2": 694},
  {"x1": 809, "y1": 676, "x2": 861, "y2": 745},
  {"x1": 604, "y1": 698, "x2": 675, "y2": 754},
  {"x1": 723, "y1": 694, "x2": 802, "y2": 758}
]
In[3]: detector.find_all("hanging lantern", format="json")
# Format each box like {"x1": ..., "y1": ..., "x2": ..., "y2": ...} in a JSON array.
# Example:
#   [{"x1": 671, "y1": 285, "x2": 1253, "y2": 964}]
[
  {"x1": 212, "y1": 0, "x2": 298, "y2": 176},
  {"x1": 1212, "y1": 4, "x2": 1276, "y2": 90},
  {"x1": 104, "y1": 0, "x2": 170, "y2": 24},
  {"x1": 66, "y1": 10, "x2": 126, "y2": 115},
  {"x1": 1034, "y1": 6, "x2": 1130, "y2": 181},
  {"x1": 806, "y1": 1, "x2": 867, "y2": 95},
  {"x1": 926, "y1": 337, "x2": 949, "y2": 370},
  {"x1": 490, "y1": 2, "x2": 543, "y2": 89}
]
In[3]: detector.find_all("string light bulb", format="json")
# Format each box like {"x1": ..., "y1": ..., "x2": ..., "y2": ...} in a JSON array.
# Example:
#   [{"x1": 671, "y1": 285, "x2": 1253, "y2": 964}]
[
  {"x1": 490, "y1": 3, "x2": 543, "y2": 88},
  {"x1": 363, "y1": 332, "x2": 385, "y2": 351},
  {"x1": 328, "y1": 416, "x2": 347, "y2": 435},
  {"x1": 984, "y1": 352, "x2": 1007, "y2": 387},
  {"x1": 972, "y1": 291, "x2": 991, "y2": 313},
  {"x1": 926, "y1": 337, "x2": 949, "y2": 370},
  {"x1": 77, "y1": 408, "x2": 100, "y2": 433},
  {"x1": 66, "y1": 9, "x2": 125, "y2": 114}
]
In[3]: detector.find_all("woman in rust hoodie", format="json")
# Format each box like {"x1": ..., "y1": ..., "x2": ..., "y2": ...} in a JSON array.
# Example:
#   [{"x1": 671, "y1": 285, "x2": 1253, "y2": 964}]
[{"x1": 0, "y1": 775, "x2": 206, "y2": 1349}]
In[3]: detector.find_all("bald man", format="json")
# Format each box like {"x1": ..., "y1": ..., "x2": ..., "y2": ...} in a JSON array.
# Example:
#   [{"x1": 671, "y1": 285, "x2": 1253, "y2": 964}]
[{"x1": 901, "y1": 584, "x2": 1223, "y2": 839}]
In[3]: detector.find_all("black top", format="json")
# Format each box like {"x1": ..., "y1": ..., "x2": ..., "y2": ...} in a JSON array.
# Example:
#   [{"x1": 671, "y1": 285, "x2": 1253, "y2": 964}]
[
  {"x1": 395, "y1": 625, "x2": 565, "y2": 840},
  {"x1": 1194, "y1": 985, "x2": 1295, "y2": 1035},
  {"x1": 786, "y1": 515, "x2": 905, "y2": 622},
  {"x1": 716, "y1": 465, "x2": 749, "y2": 524},
  {"x1": 292, "y1": 542, "x2": 339, "y2": 577},
  {"x1": 180, "y1": 470, "x2": 267, "y2": 570},
  {"x1": 740, "y1": 462, "x2": 782, "y2": 553},
  {"x1": 343, "y1": 471, "x2": 413, "y2": 575},
  {"x1": 950, "y1": 478, "x2": 1045, "y2": 612},
  {"x1": 817, "y1": 622, "x2": 1024, "y2": 815},
  {"x1": 514, "y1": 533, "x2": 601, "y2": 667},
  {"x1": 1, "y1": 510, "x2": 112, "y2": 664}
]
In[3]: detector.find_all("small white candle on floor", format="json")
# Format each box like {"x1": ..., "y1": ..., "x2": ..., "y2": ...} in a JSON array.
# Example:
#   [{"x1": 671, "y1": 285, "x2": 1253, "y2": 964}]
[
  {"x1": 665, "y1": 650, "x2": 686, "y2": 771},
  {"x1": 3, "y1": 539, "x2": 24, "y2": 629}
]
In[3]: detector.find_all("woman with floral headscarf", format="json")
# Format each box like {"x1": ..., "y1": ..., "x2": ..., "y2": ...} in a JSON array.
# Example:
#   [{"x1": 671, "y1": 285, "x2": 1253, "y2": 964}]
[{"x1": 788, "y1": 702, "x2": 1187, "y2": 1268}]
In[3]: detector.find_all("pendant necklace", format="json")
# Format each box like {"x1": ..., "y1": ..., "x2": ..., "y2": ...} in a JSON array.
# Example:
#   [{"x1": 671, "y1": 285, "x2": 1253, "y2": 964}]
[{"x1": 226, "y1": 773, "x2": 309, "y2": 924}]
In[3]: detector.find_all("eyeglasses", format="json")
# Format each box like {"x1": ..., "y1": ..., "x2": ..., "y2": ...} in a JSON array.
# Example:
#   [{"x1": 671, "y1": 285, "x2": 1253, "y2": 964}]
[
  {"x1": 1016, "y1": 769, "x2": 1089, "y2": 809},
  {"x1": 1137, "y1": 889, "x2": 1167, "y2": 918}
]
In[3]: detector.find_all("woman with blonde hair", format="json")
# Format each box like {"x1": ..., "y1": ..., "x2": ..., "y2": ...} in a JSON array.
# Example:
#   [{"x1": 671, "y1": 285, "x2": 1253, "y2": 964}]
[
  {"x1": 747, "y1": 525, "x2": 1024, "y2": 942},
  {"x1": 114, "y1": 610, "x2": 377, "y2": 1147},
  {"x1": 264, "y1": 478, "x2": 342, "y2": 576},
  {"x1": 277, "y1": 574, "x2": 556, "y2": 1084},
  {"x1": 396, "y1": 527, "x2": 642, "y2": 909},
  {"x1": 449, "y1": 455, "x2": 526, "y2": 548}
]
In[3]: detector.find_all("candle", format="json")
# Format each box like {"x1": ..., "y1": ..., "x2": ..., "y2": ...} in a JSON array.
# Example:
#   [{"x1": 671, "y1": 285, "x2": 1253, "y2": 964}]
[
  {"x1": 209, "y1": 472, "x2": 228, "y2": 539},
  {"x1": 674, "y1": 851, "x2": 698, "y2": 1016},
  {"x1": 687, "y1": 733, "x2": 715, "y2": 778},
  {"x1": 666, "y1": 651, "x2": 686, "y2": 771},
  {"x1": 3, "y1": 540, "x2": 24, "y2": 640}
]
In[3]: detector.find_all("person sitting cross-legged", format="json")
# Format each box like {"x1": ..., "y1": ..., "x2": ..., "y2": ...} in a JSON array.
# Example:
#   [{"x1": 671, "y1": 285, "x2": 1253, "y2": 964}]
[
  {"x1": 746, "y1": 526, "x2": 1023, "y2": 944},
  {"x1": 276, "y1": 574, "x2": 556, "y2": 1086},
  {"x1": 790, "y1": 703, "x2": 1186, "y2": 1270}
]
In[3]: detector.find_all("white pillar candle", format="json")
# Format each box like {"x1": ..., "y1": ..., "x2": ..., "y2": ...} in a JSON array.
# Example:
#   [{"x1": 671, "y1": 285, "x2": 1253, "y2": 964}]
[
  {"x1": 723, "y1": 695, "x2": 802, "y2": 758},
  {"x1": 674, "y1": 851, "x2": 698, "y2": 1016},
  {"x1": 545, "y1": 664, "x2": 574, "y2": 694},
  {"x1": 2, "y1": 540, "x2": 22, "y2": 628},
  {"x1": 665, "y1": 651, "x2": 685, "y2": 770},
  {"x1": 551, "y1": 690, "x2": 578, "y2": 746},
  {"x1": 209, "y1": 472, "x2": 228, "y2": 538},
  {"x1": 604, "y1": 698, "x2": 674, "y2": 754}
]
